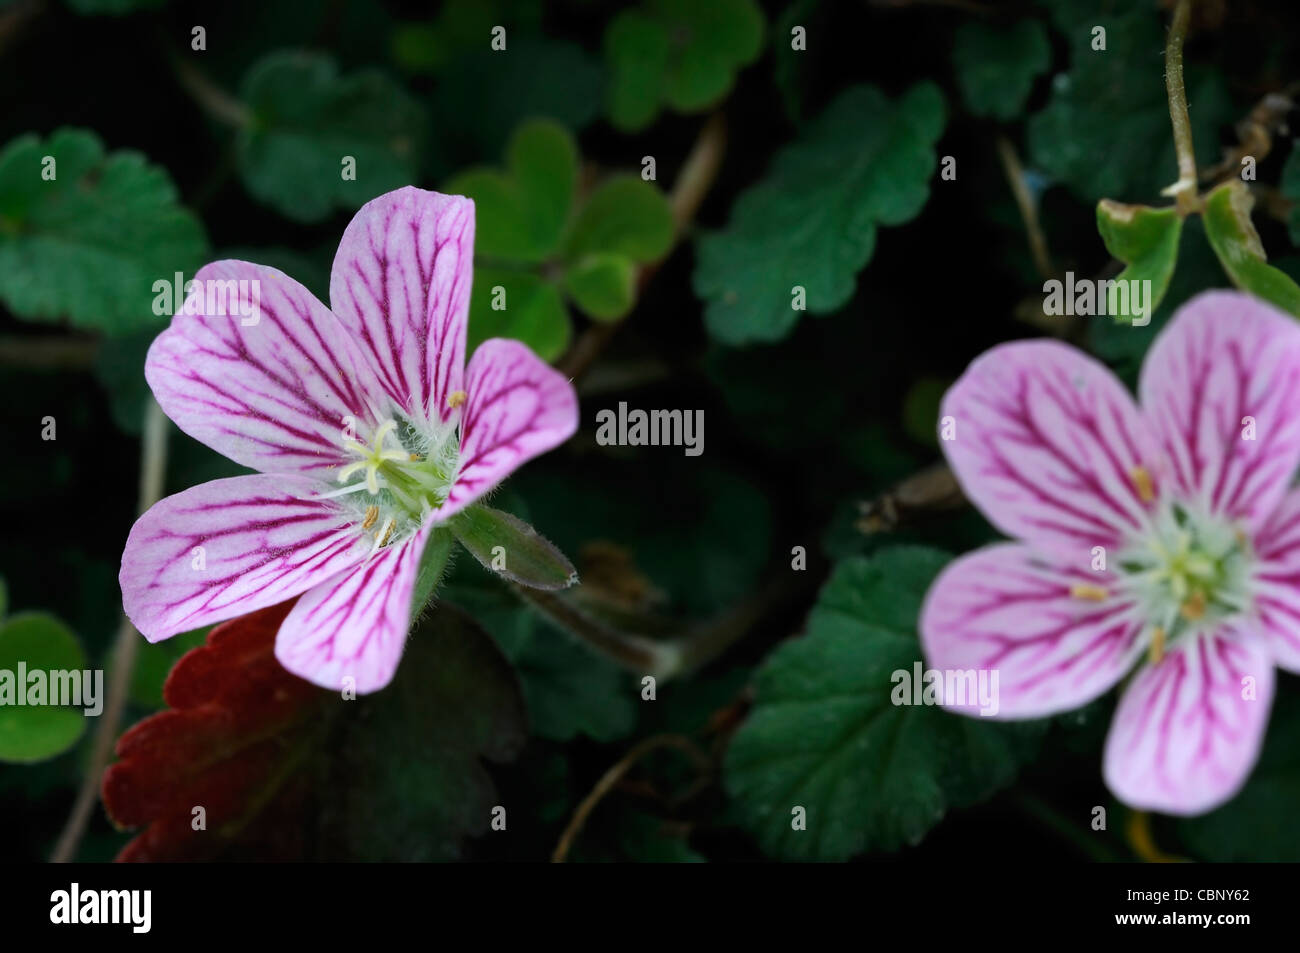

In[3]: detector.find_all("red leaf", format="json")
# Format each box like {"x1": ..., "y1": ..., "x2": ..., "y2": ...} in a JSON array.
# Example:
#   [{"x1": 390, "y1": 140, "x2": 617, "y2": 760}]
[{"x1": 102, "y1": 600, "x2": 328, "y2": 862}]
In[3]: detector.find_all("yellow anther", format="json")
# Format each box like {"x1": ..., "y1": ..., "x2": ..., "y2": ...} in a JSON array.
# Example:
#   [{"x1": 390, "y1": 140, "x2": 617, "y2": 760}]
[
  {"x1": 447, "y1": 390, "x2": 467, "y2": 409},
  {"x1": 361, "y1": 505, "x2": 378, "y2": 530},
  {"x1": 1069, "y1": 583, "x2": 1109, "y2": 601},
  {"x1": 1180, "y1": 590, "x2": 1206, "y2": 621},
  {"x1": 1131, "y1": 466, "x2": 1155, "y2": 503},
  {"x1": 1148, "y1": 627, "x2": 1166, "y2": 665},
  {"x1": 379, "y1": 519, "x2": 396, "y2": 546}
]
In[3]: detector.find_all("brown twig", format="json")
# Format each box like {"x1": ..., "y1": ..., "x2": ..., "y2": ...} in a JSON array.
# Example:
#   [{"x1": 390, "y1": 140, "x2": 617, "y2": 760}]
[
  {"x1": 996, "y1": 136, "x2": 1054, "y2": 280},
  {"x1": 0, "y1": 334, "x2": 99, "y2": 369},
  {"x1": 551, "y1": 734, "x2": 710, "y2": 863},
  {"x1": 50, "y1": 398, "x2": 169, "y2": 863},
  {"x1": 1162, "y1": 0, "x2": 1201, "y2": 216}
]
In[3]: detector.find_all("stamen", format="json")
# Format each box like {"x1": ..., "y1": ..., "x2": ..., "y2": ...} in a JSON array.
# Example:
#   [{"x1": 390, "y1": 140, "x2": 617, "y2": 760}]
[
  {"x1": 1180, "y1": 590, "x2": 1206, "y2": 621},
  {"x1": 1131, "y1": 466, "x2": 1155, "y2": 503},
  {"x1": 368, "y1": 518, "x2": 396, "y2": 557},
  {"x1": 1070, "y1": 583, "x2": 1109, "y2": 601},
  {"x1": 362, "y1": 505, "x2": 378, "y2": 530},
  {"x1": 447, "y1": 390, "x2": 467, "y2": 409},
  {"x1": 1148, "y1": 627, "x2": 1166, "y2": 665}
]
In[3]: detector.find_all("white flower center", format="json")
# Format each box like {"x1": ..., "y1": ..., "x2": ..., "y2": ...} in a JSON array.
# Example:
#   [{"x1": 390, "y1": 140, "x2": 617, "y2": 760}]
[
  {"x1": 1116, "y1": 500, "x2": 1254, "y2": 656},
  {"x1": 325, "y1": 410, "x2": 461, "y2": 553}
]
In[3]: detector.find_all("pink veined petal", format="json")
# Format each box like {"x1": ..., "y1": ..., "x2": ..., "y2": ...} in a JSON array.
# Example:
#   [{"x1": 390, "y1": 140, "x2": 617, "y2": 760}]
[
  {"x1": 120, "y1": 475, "x2": 368, "y2": 642},
  {"x1": 1104, "y1": 624, "x2": 1274, "y2": 815},
  {"x1": 920, "y1": 543, "x2": 1147, "y2": 718},
  {"x1": 274, "y1": 522, "x2": 430, "y2": 694},
  {"x1": 440, "y1": 338, "x2": 579, "y2": 518},
  {"x1": 1139, "y1": 290, "x2": 1300, "y2": 534},
  {"x1": 330, "y1": 187, "x2": 475, "y2": 429},
  {"x1": 1244, "y1": 487, "x2": 1300, "y2": 673},
  {"x1": 146, "y1": 260, "x2": 389, "y2": 478},
  {"x1": 940, "y1": 339, "x2": 1158, "y2": 557}
]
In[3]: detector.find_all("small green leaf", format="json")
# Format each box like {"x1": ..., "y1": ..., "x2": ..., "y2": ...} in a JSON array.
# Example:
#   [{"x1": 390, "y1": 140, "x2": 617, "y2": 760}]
[
  {"x1": 563, "y1": 175, "x2": 674, "y2": 263},
  {"x1": 694, "y1": 83, "x2": 946, "y2": 344},
  {"x1": 564, "y1": 253, "x2": 637, "y2": 321},
  {"x1": 724, "y1": 547, "x2": 1043, "y2": 860},
  {"x1": 604, "y1": 0, "x2": 765, "y2": 132},
  {"x1": 0, "y1": 613, "x2": 88, "y2": 764},
  {"x1": 451, "y1": 505, "x2": 578, "y2": 591},
  {"x1": 1202, "y1": 180, "x2": 1300, "y2": 317},
  {"x1": 952, "y1": 20, "x2": 1050, "y2": 121},
  {"x1": 468, "y1": 267, "x2": 571, "y2": 361},
  {"x1": 239, "y1": 51, "x2": 426, "y2": 223},
  {"x1": 445, "y1": 119, "x2": 577, "y2": 263},
  {"x1": 0, "y1": 128, "x2": 207, "y2": 335},
  {"x1": 1095, "y1": 200, "x2": 1182, "y2": 322}
]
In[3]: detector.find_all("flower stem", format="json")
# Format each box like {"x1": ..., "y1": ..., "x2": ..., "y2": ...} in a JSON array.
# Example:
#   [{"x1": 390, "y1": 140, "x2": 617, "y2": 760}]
[
  {"x1": 50, "y1": 397, "x2": 169, "y2": 863},
  {"x1": 1164, "y1": 0, "x2": 1201, "y2": 216}
]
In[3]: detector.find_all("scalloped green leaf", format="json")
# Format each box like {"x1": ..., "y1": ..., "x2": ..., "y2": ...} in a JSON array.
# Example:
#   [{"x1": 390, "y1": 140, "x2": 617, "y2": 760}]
[
  {"x1": 694, "y1": 83, "x2": 945, "y2": 345},
  {"x1": 0, "y1": 128, "x2": 207, "y2": 335},
  {"x1": 604, "y1": 0, "x2": 764, "y2": 132},
  {"x1": 1095, "y1": 199, "x2": 1182, "y2": 323},
  {"x1": 467, "y1": 267, "x2": 571, "y2": 361},
  {"x1": 445, "y1": 119, "x2": 577, "y2": 263},
  {"x1": 239, "y1": 51, "x2": 426, "y2": 223},
  {"x1": 1202, "y1": 180, "x2": 1300, "y2": 317},
  {"x1": 952, "y1": 19, "x2": 1050, "y2": 120},
  {"x1": 724, "y1": 547, "x2": 1044, "y2": 861},
  {"x1": 564, "y1": 252, "x2": 637, "y2": 321},
  {"x1": 562, "y1": 175, "x2": 674, "y2": 264},
  {"x1": 0, "y1": 612, "x2": 88, "y2": 764}
]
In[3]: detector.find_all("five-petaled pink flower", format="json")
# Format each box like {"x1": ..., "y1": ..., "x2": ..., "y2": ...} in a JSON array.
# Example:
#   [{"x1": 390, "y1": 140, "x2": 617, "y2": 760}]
[
  {"x1": 120, "y1": 187, "x2": 578, "y2": 694},
  {"x1": 922, "y1": 291, "x2": 1300, "y2": 814}
]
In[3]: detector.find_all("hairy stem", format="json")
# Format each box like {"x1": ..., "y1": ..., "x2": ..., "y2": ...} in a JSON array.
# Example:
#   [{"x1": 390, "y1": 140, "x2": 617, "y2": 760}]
[
  {"x1": 1164, "y1": 0, "x2": 1200, "y2": 215},
  {"x1": 50, "y1": 398, "x2": 169, "y2": 863}
]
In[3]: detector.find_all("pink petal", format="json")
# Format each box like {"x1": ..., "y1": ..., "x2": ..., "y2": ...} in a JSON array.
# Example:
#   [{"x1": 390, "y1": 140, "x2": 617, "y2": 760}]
[
  {"x1": 1245, "y1": 488, "x2": 1300, "y2": 672},
  {"x1": 441, "y1": 338, "x2": 578, "y2": 517},
  {"x1": 330, "y1": 187, "x2": 474, "y2": 429},
  {"x1": 920, "y1": 543, "x2": 1146, "y2": 718},
  {"x1": 1139, "y1": 290, "x2": 1300, "y2": 534},
  {"x1": 274, "y1": 523, "x2": 430, "y2": 694},
  {"x1": 121, "y1": 475, "x2": 368, "y2": 642},
  {"x1": 1104, "y1": 625, "x2": 1273, "y2": 815},
  {"x1": 146, "y1": 260, "x2": 387, "y2": 478},
  {"x1": 940, "y1": 340, "x2": 1157, "y2": 556}
]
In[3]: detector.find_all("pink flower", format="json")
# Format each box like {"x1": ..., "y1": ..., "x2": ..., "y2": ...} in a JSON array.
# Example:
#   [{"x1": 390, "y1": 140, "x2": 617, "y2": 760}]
[
  {"x1": 120, "y1": 187, "x2": 578, "y2": 694},
  {"x1": 921, "y1": 291, "x2": 1300, "y2": 814}
]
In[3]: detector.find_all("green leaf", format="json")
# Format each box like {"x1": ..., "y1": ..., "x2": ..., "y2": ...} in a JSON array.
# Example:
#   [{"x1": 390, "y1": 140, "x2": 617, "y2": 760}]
[
  {"x1": 467, "y1": 267, "x2": 571, "y2": 360},
  {"x1": 445, "y1": 119, "x2": 577, "y2": 263},
  {"x1": 1179, "y1": 690, "x2": 1300, "y2": 862},
  {"x1": 0, "y1": 612, "x2": 88, "y2": 763},
  {"x1": 319, "y1": 605, "x2": 528, "y2": 860},
  {"x1": 563, "y1": 175, "x2": 674, "y2": 263},
  {"x1": 1095, "y1": 200, "x2": 1183, "y2": 322},
  {"x1": 65, "y1": 0, "x2": 167, "y2": 13},
  {"x1": 604, "y1": 0, "x2": 765, "y2": 132},
  {"x1": 952, "y1": 20, "x2": 1050, "y2": 120},
  {"x1": 1202, "y1": 180, "x2": 1300, "y2": 317},
  {"x1": 1028, "y1": 0, "x2": 1231, "y2": 203},
  {"x1": 564, "y1": 253, "x2": 637, "y2": 321},
  {"x1": 451, "y1": 505, "x2": 578, "y2": 591},
  {"x1": 724, "y1": 547, "x2": 1044, "y2": 860},
  {"x1": 125, "y1": 628, "x2": 208, "y2": 710},
  {"x1": 0, "y1": 128, "x2": 207, "y2": 335},
  {"x1": 238, "y1": 51, "x2": 426, "y2": 223},
  {"x1": 694, "y1": 83, "x2": 945, "y2": 344}
]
